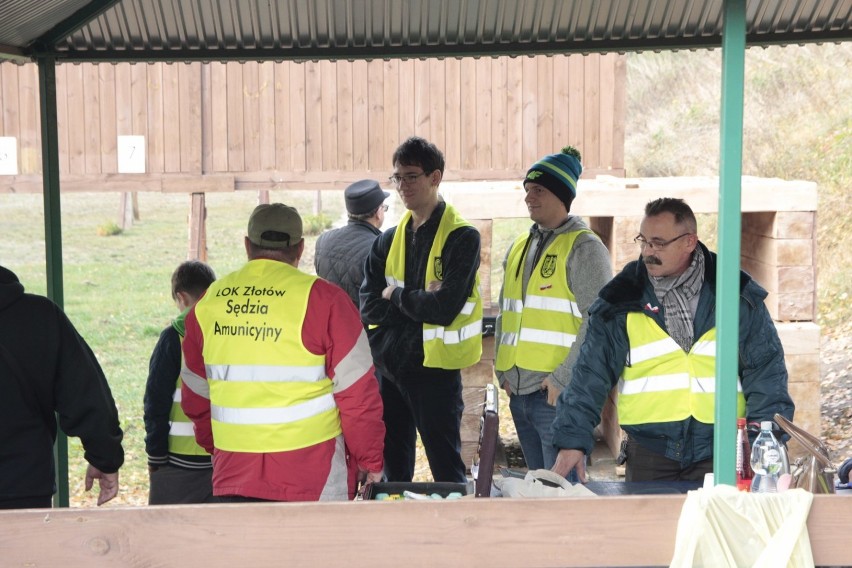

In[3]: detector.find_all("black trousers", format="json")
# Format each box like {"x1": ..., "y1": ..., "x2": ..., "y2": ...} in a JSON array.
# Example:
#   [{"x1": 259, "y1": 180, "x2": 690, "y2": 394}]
[
  {"x1": 380, "y1": 368, "x2": 467, "y2": 483},
  {"x1": 0, "y1": 495, "x2": 52, "y2": 509},
  {"x1": 625, "y1": 439, "x2": 713, "y2": 482}
]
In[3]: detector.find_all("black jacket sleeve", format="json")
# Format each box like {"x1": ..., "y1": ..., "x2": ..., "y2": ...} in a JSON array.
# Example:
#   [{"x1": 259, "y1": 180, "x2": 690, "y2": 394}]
[
  {"x1": 143, "y1": 326, "x2": 181, "y2": 463},
  {"x1": 360, "y1": 228, "x2": 410, "y2": 326},
  {"x1": 52, "y1": 305, "x2": 124, "y2": 474}
]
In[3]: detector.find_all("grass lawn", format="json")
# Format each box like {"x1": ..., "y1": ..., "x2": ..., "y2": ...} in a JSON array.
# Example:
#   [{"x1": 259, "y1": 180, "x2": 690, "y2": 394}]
[
  {"x1": 1, "y1": 190, "x2": 341, "y2": 505},
  {"x1": 0, "y1": 189, "x2": 530, "y2": 505}
]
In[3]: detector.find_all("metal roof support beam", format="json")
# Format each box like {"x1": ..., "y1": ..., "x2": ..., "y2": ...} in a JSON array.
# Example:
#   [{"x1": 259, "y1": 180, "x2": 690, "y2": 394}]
[
  {"x1": 713, "y1": 0, "x2": 746, "y2": 487},
  {"x1": 37, "y1": 55, "x2": 70, "y2": 507}
]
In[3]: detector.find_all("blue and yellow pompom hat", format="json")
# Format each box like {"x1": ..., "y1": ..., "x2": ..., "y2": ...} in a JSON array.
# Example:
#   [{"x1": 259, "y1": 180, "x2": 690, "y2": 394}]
[{"x1": 523, "y1": 146, "x2": 582, "y2": 212}]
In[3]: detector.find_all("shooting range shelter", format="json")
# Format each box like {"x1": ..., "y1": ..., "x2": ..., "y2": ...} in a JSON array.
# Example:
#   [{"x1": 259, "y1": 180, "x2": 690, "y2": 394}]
[{"x1": 1, "y1": 1, "x2": 850, "y2": 565}]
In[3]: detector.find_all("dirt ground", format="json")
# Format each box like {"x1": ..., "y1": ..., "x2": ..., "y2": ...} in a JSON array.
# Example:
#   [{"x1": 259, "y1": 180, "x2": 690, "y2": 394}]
[{"x1": 819, "y1": 323, "x2": 852, "y2": 463}]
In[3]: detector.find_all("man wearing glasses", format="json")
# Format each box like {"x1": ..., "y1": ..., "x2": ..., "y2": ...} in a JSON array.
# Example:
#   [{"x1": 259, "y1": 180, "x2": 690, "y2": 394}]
[
  {"x1": 315, "y1": 179, "x2": 389, "y2": 309},
  {"x1": 551, "y1": 197, "x2": 794, "y2": 482},
  {"x1": 360, "y1": 136, "x2": 482, "y2": 483}
]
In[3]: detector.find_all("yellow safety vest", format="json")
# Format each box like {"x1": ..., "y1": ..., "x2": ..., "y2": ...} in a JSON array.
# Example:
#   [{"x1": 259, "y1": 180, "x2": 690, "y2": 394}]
[
  {"x1": 495, "y1": 229, "x2": 589, "y2": 373},
  {"x1": 618, "y1": 312, "x2": 745, "y2": 425},
  {"x1": 193, "y1": 260, "x2": 341, "y2": 452},
  {"x1": 168, "y1": 310, "x2": 209, "y2": 456},
  {"x1": 385, "y1": 203, "x2": 483, "y2": 369}
]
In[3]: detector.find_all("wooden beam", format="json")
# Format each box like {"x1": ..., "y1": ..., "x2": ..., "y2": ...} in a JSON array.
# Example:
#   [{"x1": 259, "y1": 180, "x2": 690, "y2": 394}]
[
  {"x1": 1, "y1": 173, "x2": 236, "y2": 193},
  {"x1": 0, "y1": 495, "x2": 847, "y2": 567},
  {"x1": 440, "y1": 177, "x2": 818, "y2": 219}
]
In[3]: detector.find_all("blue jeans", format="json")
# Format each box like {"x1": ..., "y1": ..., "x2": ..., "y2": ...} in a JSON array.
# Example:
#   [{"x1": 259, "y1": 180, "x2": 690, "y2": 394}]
[
  {"x1": 509, "y1": 389, "x2": 559, "y2": 471},
  {"x1": 509, "y1": 390, "x2": 580, "y2": 483}
]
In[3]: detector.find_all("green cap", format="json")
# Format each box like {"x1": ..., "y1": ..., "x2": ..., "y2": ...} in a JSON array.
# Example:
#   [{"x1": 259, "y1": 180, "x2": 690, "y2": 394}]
[{"x1": 247, "y1": 203, "x2": 302, "y2": 248}]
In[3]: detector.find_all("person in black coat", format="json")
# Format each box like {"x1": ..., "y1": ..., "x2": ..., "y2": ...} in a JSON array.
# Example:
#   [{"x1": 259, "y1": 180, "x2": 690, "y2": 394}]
[
  {"x1": 314, "y1": 179, "x2": 389, "y2": 308},
  {"x1": 0, "y1": 265, "x2": 124, "y2": 509},
  {"x1": 360, "y1": 137, "x2": 482, "y2": 483}
]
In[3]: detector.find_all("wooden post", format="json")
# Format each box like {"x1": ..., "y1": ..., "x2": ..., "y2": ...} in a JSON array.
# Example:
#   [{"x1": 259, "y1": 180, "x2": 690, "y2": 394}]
[
  {"x1": 118, "y1": 192, "x2": 135, "y2": 229},
  {"x1": 187, "y1": 192, "x2": 207, "y2": 261},
  {"x1": 313, "y1": 189, "x2": 322, "y2": 215}
]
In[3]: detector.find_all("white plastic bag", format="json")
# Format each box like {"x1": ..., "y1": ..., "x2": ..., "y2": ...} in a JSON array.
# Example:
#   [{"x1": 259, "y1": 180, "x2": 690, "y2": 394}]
[
  {"x1": 495, "y1": 469, "x2": 596, "y2": 498},
  {"x1": 670, "y1": 485, "x2": 814, "y2": 568}
]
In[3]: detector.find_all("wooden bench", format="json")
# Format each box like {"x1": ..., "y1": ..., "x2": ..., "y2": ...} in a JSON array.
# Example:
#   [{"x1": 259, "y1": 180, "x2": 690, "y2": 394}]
[{"x1": 0, "y1": 494, "x2": 847, "y2": 566}]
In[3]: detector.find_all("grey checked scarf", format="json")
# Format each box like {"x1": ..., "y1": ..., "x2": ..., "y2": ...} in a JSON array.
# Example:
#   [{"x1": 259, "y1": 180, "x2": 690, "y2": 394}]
[{"x1": 651, "y1": 248, "x2": 705, "y2": 352}]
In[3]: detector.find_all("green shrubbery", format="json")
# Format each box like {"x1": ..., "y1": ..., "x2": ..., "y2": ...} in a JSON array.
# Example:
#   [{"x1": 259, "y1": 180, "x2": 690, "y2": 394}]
[
  {"x1": 301, "y1": 213, "x2": 334, "y2": 236},
  {"x1": 626, "y1": 44, "x2": 852, "y2": 333}
]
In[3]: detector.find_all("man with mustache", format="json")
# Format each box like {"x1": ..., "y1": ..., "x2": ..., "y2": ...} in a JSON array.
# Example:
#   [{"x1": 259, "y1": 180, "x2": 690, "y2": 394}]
[{"x1": 551, "y1": 197, "x2": 795, "y2": 482}]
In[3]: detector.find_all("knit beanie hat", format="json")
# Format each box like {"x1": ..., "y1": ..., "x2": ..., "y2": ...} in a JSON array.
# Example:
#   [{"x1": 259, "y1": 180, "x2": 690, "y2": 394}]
[{"x1": 523, "y1": 146, "x2": 583, "y2": 212}]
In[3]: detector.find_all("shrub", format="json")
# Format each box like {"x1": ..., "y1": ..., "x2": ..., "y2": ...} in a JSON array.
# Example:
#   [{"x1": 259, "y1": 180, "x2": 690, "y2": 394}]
[
  {"x1": 301, "y1": 213, "x2": 333, "y2": 236},
  {"x1": 96, "y1": 222, "x2": 123, "y2": 236}
]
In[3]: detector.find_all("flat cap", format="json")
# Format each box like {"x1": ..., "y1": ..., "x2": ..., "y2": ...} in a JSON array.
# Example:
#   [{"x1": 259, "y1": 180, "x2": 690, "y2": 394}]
[{"x1": 344, "y1": 179, "x2": 390, "y2": 215}]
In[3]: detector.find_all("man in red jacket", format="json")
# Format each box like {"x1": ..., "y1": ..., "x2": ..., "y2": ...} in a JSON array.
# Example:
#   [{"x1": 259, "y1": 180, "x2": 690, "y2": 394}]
[{"x1": 181, "y1": 203, "x2": 385, "y2": 502}]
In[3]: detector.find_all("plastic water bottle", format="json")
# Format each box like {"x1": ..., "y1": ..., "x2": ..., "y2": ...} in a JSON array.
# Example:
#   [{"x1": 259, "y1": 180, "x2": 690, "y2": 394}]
[{"x1": 750, "y1": 421, "x2": 786, "y2": 493}]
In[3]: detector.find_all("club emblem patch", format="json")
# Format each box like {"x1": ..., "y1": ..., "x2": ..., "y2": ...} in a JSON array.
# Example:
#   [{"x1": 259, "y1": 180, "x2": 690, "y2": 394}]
[
  {"x1": 540, "y1": 254, "x2": 557, "y2": 278},
  {"x1": 434, "y1": 257, "x2": 444, "y2": 280}
]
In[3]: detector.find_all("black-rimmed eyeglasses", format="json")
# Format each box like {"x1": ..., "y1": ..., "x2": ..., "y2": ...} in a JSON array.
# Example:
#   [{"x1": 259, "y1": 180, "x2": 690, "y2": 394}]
[
  {"x1": 388, "y1": 172, "x2": 428, "y2": 185},
  {"x1": 633, "y1": 233, "x2": 691, "y2": 251}
]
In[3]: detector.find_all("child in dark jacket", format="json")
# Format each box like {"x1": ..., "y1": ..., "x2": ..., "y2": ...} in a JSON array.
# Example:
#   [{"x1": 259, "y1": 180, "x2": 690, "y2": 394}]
[{"x1": 143, "y1": 260, "x2": 216, "y2": 504}]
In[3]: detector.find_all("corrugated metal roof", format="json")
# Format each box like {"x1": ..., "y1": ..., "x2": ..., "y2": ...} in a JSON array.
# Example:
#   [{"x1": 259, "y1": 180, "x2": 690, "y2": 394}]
[{"x1": 0, "y1": 0, "x2": 850, "y2": 63}]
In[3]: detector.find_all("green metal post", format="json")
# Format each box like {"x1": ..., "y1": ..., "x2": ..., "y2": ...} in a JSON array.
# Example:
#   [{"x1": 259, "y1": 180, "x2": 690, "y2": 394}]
[
  {"x1": 714, "y1": 0, "x2": 746, "y2": 486},
  {"x1": 37, "y1": 56, "x2": 69, "y2": 507}
]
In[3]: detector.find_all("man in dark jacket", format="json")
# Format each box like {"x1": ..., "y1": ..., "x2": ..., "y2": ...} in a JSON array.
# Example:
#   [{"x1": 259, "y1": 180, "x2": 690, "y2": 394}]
[
  {"x1": 361, "y1": 136, "x2": 482, "y2": 483},
  {"x1": 0, "y1": 265, "x2": 124, "y2": 509},
  {"x1": 551, "y1": 198, "x2": 795, "y2": 482},
  {"x1": 314, "y1": 179, "x2": 389, "y2": 308}
]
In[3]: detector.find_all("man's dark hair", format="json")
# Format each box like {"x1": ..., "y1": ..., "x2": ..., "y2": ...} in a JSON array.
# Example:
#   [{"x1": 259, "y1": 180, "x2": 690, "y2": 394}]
[
  {"x1": 392, "y1": 136, "x2": 445, "y2": 174},
  {"x1": 644, "y1": 197, "x2": 698, "y2": 233},
  {"x1": 171, "y1": 261, "x2": 216, "y2": 301}
]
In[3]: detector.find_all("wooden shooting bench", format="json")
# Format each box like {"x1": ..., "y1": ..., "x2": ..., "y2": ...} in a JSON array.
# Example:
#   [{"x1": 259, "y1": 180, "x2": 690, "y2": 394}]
[{"x1": 0, "y1": 493, "x2": 848, "y2": 567}]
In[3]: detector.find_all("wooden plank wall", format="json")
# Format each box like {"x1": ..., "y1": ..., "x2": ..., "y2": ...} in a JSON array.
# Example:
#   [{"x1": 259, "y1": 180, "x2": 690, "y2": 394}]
[{"x1": 0, "y1": 54, "x2": 625, "y2": 183}]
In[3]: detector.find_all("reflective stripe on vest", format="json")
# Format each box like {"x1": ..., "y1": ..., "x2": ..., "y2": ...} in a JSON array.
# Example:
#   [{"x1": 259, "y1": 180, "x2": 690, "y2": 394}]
[
  {"x1": 495, "y1": 229, "x2": 588, "y2": 373},
  {"x1": 618, "y1": 312, "x2": 745, "y2": 425},
  {"x1": 385, "y1": 203, "x2": 483, "y2": 369},
  {"x1": 193, "y1": 260, "x2": 341, "y2": 452},
  {"x1": 168, "y1": 311, "x2": 209, "y2": 456},
  {"x1": 169, "y1": 376, "x2": 210, "y2": 456}
]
